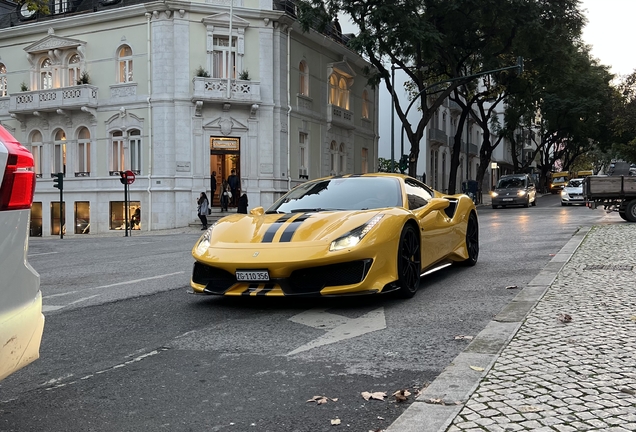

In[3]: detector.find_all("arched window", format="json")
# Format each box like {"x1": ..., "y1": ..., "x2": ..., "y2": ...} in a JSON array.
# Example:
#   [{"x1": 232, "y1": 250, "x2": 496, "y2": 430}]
[
  {"x1": 76, "y1": 127, "x2": 91, "y2": 176},
  {"x1": 68, "y1": 54, "x2": 81, "y2": 86},
  {"x1": 117, "y1": 45, "x2": 133, "y2": 83},
  {"x1": 53, "y1": 129, "x2": 66, "y2": 175},
  {"x1": 338, "y1": 77, "x2": 349, "y2": 109},
  {"x1": 328, "y1": 74, "x2": 338, "y2": 105},
  {"x1": 40, "y1": 58, "x2": 53, "y2": 90},
  {"x1": 299, "y1": 61, "x2": 309, "y2": 96},
  {"x1": 361, "y1": 90, "x2": 369, "y2": 119},
  {"x1": 329, "y1": 141, "x2": 338, "y2": 175},
  {"x1": 339, "y1": 143, "x2": 346, "y2": 175},
  {"x1": 30, "y1": 130, "x2": 43, "y2": 178},
  {"x1": 0, "y1": 64, "x2": 6, "y2": 97}
]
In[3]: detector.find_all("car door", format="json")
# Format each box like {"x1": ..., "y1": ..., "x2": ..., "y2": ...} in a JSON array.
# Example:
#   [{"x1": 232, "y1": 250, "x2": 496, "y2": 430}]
[{"x1": 403, "y1": 178, "x2": 452, "y2": 269}]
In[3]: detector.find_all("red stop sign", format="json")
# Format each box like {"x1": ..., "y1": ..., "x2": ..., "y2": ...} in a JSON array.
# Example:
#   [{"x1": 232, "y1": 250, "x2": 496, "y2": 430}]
[{"x1": 123, "y1": 170, "x2": 136, "y2": 185}]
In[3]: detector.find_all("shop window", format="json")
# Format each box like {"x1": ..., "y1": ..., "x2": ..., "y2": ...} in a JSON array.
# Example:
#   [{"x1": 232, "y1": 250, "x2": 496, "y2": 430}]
[
  {"x1": 30, "y1": 202, "x2": 43, "y2": 237},
  {"x1": 110, "y1": 201, "x2": 140, "y2": 230},
  {"x1": 50, "y1": 201, "x2": 66, "y2": 236},
  {"x1": 75, "y1": 201, "x2": 90, "y2": 234}
]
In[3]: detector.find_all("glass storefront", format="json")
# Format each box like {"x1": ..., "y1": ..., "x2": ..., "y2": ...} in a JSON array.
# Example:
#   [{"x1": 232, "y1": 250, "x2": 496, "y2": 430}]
[
  {"x1": 50, "y1": 201, "x2": 66, "y2": 235},
  {"x1": 30, "y1": 202, "x2": 43, "y2": 237},
  {"x1": 74, "y1": 201, "x2": 90, "y2": 234},
  {"x1": 109, "y1": 201, "x2": 140, "y2": 230}
]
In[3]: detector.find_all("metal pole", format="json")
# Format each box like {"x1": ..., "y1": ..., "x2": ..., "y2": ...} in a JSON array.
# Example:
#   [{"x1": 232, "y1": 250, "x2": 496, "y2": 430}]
[
  {"x1": 59, "y1": 184, "x2": 63, "y2": 240},
  {"x1": 390, "y1": 64, "x2": 395, "y2": 172},
  {"x1": 124, "y1": 182, "x2": 129, "y2": 237},
  {"x1": 466, "y1": 117, "x2": 469, "y2": 181}
]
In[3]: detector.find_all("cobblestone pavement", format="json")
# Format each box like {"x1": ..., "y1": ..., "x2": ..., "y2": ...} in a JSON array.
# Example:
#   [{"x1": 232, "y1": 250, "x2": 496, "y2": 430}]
[{"x1": 446, "y1": 224, "x2": 636, "y2": 431}]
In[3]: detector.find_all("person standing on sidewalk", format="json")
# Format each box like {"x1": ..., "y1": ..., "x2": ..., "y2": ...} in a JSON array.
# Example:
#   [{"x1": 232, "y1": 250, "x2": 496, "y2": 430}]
[
  {"x1": 227, "y1": 169, "x2": 239, "y2": 206},
  {"x1": 197, "y1": 192, "x2": 209, "y2": 230},
  {"x1": 210, "y1": 171, "x2": 217, "y2": 207}
]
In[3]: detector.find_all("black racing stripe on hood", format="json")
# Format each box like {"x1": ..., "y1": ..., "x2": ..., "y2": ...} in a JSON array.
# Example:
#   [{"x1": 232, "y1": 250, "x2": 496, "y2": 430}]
[
  {"x1": 279, "y1": 214, "x2": 312, "y2": 242},
  {"x1": 261, "y1": 213, "x2": 298, "y2": 243}
]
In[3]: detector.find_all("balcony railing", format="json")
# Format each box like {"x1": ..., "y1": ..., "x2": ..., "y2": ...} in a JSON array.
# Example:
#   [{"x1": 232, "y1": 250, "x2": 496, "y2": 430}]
[
  {"x1": 192, "y1": 77, "x2": 261, "y2": 104},
  {"x1": 428, "y1": 128, "x2": 448, "y2": 145},
  {"x1": 327, "y1": 104, "x2": 355, "y2": 129},
  {"x1": 9, "y1": 85, "x2": 98, "y2": 114}
]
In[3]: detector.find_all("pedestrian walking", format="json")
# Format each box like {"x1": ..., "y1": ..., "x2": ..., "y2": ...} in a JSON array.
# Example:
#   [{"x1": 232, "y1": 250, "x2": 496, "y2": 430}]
[
  {"x1": 237, "y1": 192, "x2": 248, "y2": 214},
  {"x1": 210, "y1": 171, "x2": 217, "y2": 207},
  {"x1": 227, "y1": 169, "x2": 239, "y2": 206},
  {"x1": 197, "y1": 192, "x2": 209, "y2": 229}
]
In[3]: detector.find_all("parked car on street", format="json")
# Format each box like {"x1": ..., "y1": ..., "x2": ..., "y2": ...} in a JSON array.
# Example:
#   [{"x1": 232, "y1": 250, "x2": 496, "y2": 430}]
[
  {"x1": 491, "y1": 174, "x2": 537, "y2": 209},
  {"x1": 191, "y1": 174, "x2": 479, "y2": 299},
  {"x1": 0, "y1": 125, "x2": 44, "y2": 381},
  {"x1": 561, "y1": 178, "x2": 585, "y2": 206}
]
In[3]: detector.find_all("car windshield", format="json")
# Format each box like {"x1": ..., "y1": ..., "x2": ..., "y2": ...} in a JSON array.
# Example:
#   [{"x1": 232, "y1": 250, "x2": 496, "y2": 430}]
[
  {"x1": 553, "y1": 176, "x2": 567, "y2": 183},
  {"x1": 497, "y1": 177, "x2": 526, "y2": 189},
  {"x1": 266, "y1": 177, "x2": 403, "y2": 214},
  {"x1": 567, "y1": 179, "x2": 583, "y2": 188}
]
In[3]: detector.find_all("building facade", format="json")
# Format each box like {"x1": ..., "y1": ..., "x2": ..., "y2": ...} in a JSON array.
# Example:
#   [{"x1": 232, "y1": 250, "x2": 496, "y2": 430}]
[{"x1": 0, "y1": 0, "x2": 378, "y2": 236}]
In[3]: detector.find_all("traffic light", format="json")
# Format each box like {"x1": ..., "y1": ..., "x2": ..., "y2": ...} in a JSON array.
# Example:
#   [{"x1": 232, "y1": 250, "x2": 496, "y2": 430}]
[
  {"x1": 53, "y1": 172, "x2": 63, "y2": 190},
  {"x1": 399, "y1": 155, "x2": 408, "y2": 174}
]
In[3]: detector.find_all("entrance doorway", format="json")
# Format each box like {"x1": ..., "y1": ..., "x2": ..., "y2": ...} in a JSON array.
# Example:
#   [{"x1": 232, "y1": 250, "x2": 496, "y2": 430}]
[{"x1": 210, "y1": 137, "x2": 240, "y2": 207}]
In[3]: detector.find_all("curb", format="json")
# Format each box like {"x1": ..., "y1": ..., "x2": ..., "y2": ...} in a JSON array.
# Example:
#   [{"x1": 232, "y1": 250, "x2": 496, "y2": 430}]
[{"x1": 385, "y1": 225, "x2": 591, "y2": 432}]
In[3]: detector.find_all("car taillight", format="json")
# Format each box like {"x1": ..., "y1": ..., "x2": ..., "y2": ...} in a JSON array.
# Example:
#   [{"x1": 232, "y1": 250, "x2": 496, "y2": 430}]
[{"x1": 0, "y1": 127, "x2": 36, "y2": 211}]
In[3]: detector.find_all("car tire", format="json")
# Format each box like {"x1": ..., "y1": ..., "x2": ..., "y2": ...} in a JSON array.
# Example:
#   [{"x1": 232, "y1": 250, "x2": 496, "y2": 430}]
[
  {"x1": 492, "y1": 205, "x2": 498, "y2": 209},
  {"x1": 523, "y1": 198, "x2": 529, "y2": 208},
  {"x1": 561, "y1": 202, "x2": 566, "y2": 206},
  {"x1": 531, "y1": 197, "x2": 537, "y2": 206},
  {"x1": 625, "y1": 200, "x2": 636, "y2": 222},
  {"x1": 456, "y1": 212, "x2": 479, "y2": 267},
  {"x1": 619, "y1": 211, "x2": 628, "y2": 221},
  {"x1": 395, "y1": 224, "x2": 421, "y2": 299}
]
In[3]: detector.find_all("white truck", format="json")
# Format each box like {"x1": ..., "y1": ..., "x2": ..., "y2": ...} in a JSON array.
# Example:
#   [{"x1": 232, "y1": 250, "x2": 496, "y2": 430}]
[{"x1": 584, "y1": 175, "x2": 636, "y2": 222}]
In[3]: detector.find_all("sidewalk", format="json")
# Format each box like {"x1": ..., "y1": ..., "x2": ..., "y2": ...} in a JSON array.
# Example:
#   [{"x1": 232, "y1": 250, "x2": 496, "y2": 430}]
[{"x1": 387, "y1": 221, "x2": 636, "y2": 431}]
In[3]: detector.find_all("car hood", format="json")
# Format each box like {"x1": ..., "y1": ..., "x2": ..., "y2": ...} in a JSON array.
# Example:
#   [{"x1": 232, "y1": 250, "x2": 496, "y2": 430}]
[
  {"x1": 494, "y1": 187, "x2": 526, "y2": 194},
  {"x1": 207, "y1": 209, "x2": 387, "y2": 245},
  {"x1": 563, "y1": 187, "x2": 582, "y2": 193}
]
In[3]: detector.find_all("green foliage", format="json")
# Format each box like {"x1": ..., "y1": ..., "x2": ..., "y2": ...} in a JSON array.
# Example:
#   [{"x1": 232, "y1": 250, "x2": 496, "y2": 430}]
[
  {"x1": 18, "y1": 0, "x2": 49, "y2": 15},
  {"x1": 20, "y1": 82, "x2": 29, "y2": 92},
  {"x1": 238, "y1": 70, "x2": 250, "y2": 80},
  {"x1": 377, "y1": 157, "x2": 399, "y2": 173},
  {"x1": 195, "y1": 66, "x2": 210, "y2": 78},
  {"x1": 77, "y1": 71, "x2": 90, "y2": 85}
]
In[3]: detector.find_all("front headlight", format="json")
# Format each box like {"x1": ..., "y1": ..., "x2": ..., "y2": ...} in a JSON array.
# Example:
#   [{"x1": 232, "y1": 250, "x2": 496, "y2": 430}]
[
  {"x1": 517, "y1": 190, "x2": 527, "y2": 197},
  {"x1": 195, "y1": 222, "x2": 217, "y2": 255},
  {"x1": 561, "y1": 190, "x2": 567, "y2": 196},
  {"x1": 329, "y1": 214, "x2": 384, "y2": 252},
  {"x1": 491, "y1": 191, "x2": 499, "y2": 197}
]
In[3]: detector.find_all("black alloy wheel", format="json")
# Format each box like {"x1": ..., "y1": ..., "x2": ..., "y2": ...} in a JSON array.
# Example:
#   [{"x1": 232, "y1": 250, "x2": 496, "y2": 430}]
[
  {"x1": 395, "y1": 224, "x2": 421, "y2": 298},
  {"x1": 457, "y1": 212, "x2": 479, "y2": 266}
]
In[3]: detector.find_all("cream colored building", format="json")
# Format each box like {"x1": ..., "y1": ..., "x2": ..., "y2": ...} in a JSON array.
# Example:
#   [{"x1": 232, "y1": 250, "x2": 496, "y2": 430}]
[{"x1": 0, "y1": 0, "x2": 378, "y2": 236}]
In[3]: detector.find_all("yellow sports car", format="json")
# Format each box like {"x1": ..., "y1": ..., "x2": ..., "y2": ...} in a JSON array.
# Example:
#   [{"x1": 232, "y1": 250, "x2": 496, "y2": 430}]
[{"x1": 191, "y1": 174, "x2": 478, "y2": 299}]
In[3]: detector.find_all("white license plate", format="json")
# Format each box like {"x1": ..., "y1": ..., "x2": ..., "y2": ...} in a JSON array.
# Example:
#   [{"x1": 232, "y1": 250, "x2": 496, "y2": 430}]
[
  {"x1": 572, "y1": 196, "x2": 583, "y2": 200},
  {"x1": 502, "y1": 198, "x2": 514, "y2": 201},
  {"x1": 236, "y1": 270, "x2": 270, "y2": 282}
]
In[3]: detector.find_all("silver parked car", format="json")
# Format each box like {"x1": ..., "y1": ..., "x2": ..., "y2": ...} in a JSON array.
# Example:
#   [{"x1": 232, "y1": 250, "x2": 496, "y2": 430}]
[
  {"x1": 0, "y1": 125, "x2": 44, "y2": 381},
  {"x1": 491, "y1": 174, "x2": 537, "y2": 209},
  {"x1": 561, "y1": 178, "x2": 585, "y2": 206}
]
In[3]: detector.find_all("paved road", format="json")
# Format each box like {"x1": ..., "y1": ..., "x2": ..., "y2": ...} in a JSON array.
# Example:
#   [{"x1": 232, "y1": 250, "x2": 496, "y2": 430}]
[{"x1": 0, "y1": 194, "x2": 617, "y2": 431}]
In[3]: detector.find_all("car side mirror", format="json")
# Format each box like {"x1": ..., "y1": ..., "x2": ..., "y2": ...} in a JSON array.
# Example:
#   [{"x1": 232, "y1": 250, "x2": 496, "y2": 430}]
[{"x1": 250, "y1": 206, "x2": 265, "y2": 216}]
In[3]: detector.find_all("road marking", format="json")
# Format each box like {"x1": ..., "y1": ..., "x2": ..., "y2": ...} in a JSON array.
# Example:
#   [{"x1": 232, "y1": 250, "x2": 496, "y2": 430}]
[
  {"x1": 287, "y1": 308, "x2": 386, "y2": 355},
  {"x1": 43, "y1": 272, "x2": 185, "y2": 299},
  {"x1": 42, "y1": 295, "x2": 101, "y2": 313},
  {"x1": 28, "y1": 251, "x2": 59, "y2": 257}
]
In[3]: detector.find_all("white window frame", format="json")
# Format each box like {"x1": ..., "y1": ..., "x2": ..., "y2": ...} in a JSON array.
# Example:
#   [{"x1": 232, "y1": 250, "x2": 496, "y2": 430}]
[
  {"x1": 76, "y1": 127, "x2": 91, "y2": 176},
  {"x1": 299, "y1": 61, "x2": 309, "y2": 96},
  {"x1": 128, "y1": 130, "x2": 142, "y2": 174},
  {"x1": 40, "y1": 58, "x2": 53, "y2": 90},
  {"x1": 52, "y1": 129, "x2": 66, "y2": 175},
  {"x1": 0, "y1": 64, "x2": 6, "y2": 97},
  {"x1": 298, "y1": 132, "x2": 308, "y2": 179},
  {"x1": 328, "y1": 73, "x2": 350, "y2": 110},
  {"x1": 117, "y1": 45, "x2": 133, "y2": 83},
  {"x1": 110, "y1": 131, "x2": 125, "y2": 173},
  {"x1": 53, "y1": 0, "x2": 68, "y2": 14},
  {"x1": 110, "y1": 129, "x2": 142, "y2": 174},
  {"x1": 68, "y1": 53, "x2": 81, "y2": 86},
  {"x1": 30, "y1": 131, "x2": 43, "y2": 178},
  {"x1": 361, "y1": 90, "x2": 369, "y2": 119},
  {"x1": 211, "y1": 36, "x2": 236, "y2": 79}
]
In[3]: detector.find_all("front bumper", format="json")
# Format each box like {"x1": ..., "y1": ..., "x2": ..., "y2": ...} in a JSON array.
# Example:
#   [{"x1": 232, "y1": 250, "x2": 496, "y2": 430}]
[{"x1": 492, "y1": 196, "x2": 528, "y2": 206}]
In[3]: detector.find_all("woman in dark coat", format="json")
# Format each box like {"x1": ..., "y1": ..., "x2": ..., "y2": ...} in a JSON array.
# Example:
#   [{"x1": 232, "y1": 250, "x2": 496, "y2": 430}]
[
  {"x1": 237, "y1": 192, "x2": 248, "y2": 214},
  {"x1": 197, "y1": 192, "x2": 209, "y2": 229}
]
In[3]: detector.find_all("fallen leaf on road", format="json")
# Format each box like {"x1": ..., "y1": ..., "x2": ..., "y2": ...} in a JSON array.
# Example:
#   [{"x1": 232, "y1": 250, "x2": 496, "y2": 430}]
[
  {"x1": 630, "y1": 316, "x2": 636, "y2": 322},
  {"x1": 307, "y1": 395, "x2": 337, "y2": 404},
  {"x1": 330, "y1": 418, "x2": 341, "y2": 425},
  {"x1": 557, "y1": 313, "x2": 572, "y2": 323},
  {"x1": 361, "y1": 391, "x2": 387, "y2": 401},
  {"x1": 518, "y1": 405, "x2": 542, "y2": 413},
  {"x1": 619, "y1": 387, "x2": 636, "y2": 395},
  {"x1": 505, "y1": 285, "x2": 518, "y2": 289},
  {"x1": 469, "y1": 365, "x2": 485, "y2": 372},
  {"x1": 427, "y1": 398, "x2": 445, "y2": 405},
  {"x1": 454, "y1": 335, "x2": 473, "y2": 340},
  {"x1": 392, "y1": 389, "x2": 411, "y2": 402}
]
